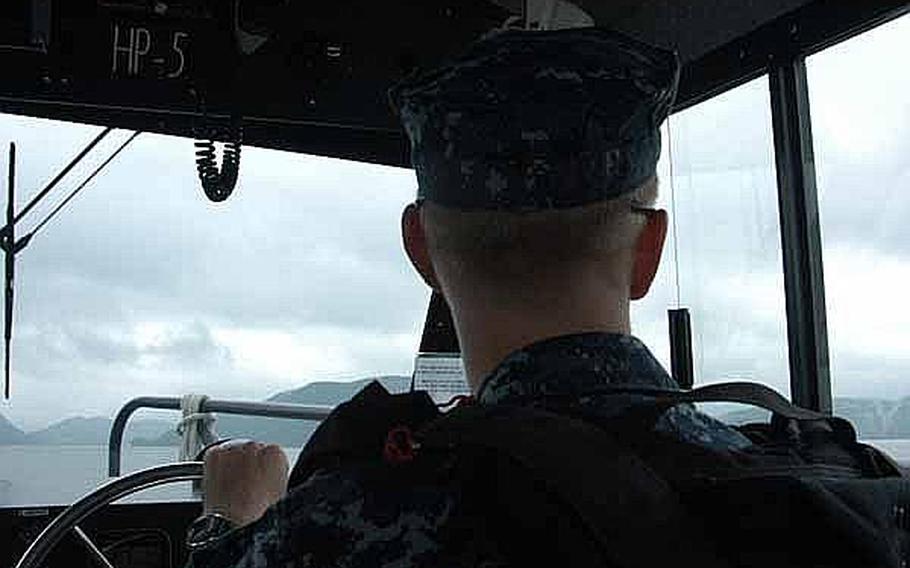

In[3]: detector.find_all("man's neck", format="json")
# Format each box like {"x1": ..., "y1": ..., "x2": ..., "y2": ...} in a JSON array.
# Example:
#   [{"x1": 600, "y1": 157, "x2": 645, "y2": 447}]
[{"x1": 449, "y1": 288, "x2": 632, "y2": 392}]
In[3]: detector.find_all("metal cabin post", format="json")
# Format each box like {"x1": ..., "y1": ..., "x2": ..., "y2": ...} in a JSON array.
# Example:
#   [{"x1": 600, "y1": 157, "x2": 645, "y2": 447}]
[{"x1": 768, "y1": 53, "x2": 832, "y2": 414}]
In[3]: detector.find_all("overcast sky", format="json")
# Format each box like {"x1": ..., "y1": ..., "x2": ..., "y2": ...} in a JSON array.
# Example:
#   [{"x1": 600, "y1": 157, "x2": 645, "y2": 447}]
[{"x1": 0, "y1": 14, "x2": 907, "y2": 431}]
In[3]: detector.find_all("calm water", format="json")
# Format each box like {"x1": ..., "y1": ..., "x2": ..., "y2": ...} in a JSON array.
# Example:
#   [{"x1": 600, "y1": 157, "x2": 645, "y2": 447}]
[
  {"x1": 0, "y1": 445, "x2": 303, "y2": 507},
  {"x1": 1, "y1": 441, "x2": 908, "y2": 508}
]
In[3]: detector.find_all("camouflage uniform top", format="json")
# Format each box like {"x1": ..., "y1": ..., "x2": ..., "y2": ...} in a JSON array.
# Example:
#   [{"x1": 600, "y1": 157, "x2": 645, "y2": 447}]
[{"x1": 188, "y1": 332, "x2": 750, "y2": 568}]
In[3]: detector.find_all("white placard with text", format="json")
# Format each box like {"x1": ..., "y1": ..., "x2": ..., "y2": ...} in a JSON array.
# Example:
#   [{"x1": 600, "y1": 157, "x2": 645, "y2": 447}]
[{"x1": 413, "y1": 353, "x2": 470, "y2": 404}]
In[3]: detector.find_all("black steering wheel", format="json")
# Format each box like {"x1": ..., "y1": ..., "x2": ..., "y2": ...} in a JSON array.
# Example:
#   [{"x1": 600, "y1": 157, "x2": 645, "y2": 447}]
[{"x1": 14, "y1": 462, "x2": 203, "y2": 568}]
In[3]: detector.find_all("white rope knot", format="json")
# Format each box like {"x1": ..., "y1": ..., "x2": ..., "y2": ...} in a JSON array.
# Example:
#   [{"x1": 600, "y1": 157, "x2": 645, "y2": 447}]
[
  {"x1": 176, "y1": 412, "x2": 216, "y2": 433},
  {"x1": 177, "y1": 394, "x2": 219, "y2": 462}
]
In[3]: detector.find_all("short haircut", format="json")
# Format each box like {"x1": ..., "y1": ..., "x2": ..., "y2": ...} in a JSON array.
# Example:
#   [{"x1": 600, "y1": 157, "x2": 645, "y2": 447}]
[{"x1": 421, "y1": 177, "x2": 659, "y2": 287}]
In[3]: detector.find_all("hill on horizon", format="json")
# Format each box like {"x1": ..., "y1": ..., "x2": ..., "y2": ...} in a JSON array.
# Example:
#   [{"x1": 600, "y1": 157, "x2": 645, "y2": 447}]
[
  {"x1": 211, "y1": 375, "x2": 409, "y2": 447},
  {"x1": 0, "y1": 376, "x2": 410, "y2": 447},
  {"x1": 0, "y1": 413, "x2": 26, "y2": 445},
  {"x1": 137, "y1": 375, "x2": 412, "y2": 447},
  {"x1": 7, "y1": 376, "x2": 910, "y2": 446}
]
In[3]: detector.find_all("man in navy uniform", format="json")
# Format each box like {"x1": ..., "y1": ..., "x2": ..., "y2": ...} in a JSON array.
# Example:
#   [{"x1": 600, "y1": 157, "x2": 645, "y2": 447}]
[{"x1": 187, "y1": 27, "x2": 753, "y2": 567}]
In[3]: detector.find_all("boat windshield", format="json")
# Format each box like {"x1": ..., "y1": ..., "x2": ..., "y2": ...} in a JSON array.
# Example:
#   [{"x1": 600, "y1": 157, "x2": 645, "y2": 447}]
[
  {"x1": 0, "y1": 121, "x2": 428, "y2": 505},
  {"x1": 1, "y1": 11, "x2": 908, "y2": 508}
]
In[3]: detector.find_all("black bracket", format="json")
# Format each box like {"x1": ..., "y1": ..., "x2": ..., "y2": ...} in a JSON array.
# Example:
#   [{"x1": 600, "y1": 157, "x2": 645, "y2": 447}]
[{"x1": 668, "y1": 308, "x2": 694, "y2": 390}]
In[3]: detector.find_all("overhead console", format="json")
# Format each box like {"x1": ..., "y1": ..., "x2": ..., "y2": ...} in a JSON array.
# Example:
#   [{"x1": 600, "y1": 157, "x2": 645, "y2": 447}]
[{"x1": 0, "y1": 0, "x2": 509, "y2": 162}]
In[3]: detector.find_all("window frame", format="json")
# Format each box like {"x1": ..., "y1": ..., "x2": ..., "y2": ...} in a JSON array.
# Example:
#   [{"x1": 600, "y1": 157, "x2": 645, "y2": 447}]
[{"x1": 668, "y1": 1, "x2": 909, "y2": 411}]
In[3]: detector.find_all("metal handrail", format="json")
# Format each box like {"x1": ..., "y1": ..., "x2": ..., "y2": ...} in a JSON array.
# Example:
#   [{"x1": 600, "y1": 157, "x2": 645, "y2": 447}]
[{"x1": 108, "y1": 397, "x2": 333, "y2": 477}]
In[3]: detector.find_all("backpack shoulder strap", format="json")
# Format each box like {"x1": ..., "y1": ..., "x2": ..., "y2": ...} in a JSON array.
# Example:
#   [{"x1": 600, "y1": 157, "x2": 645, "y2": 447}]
[
  {"x1": 660, "y1": 381, "x2": 824, "y2": 420},
  {"x1": 651, "y1": 382, "x2": 904, "y2": 478},
  {"x1": 419, "y1": 404, "x2": 732, "y2": 568}
]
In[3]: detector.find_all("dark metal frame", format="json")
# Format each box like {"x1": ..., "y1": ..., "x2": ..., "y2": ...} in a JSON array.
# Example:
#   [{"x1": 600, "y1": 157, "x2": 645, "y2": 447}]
[
  {"x1": 0, "y1": 97, "x2": 410, "y2": 167},
  {"x1": 669, "y1": 1, "x2": 907, "y2": 410},
  {"x1": 2, "y1": 2, "x2": 904, "y2": 165},
  {"x1": 668, "y1": 2, "x2": 907, "y2": 411},
  {"x1": 681, "y1": 0, "x2": 907, "y2": 411},
  {"x1": 769, "y1": 57, "x2": 831, "y2": 412},
  {"x1": 675, "y1": 0, "x2": 910, "y2": 113}
]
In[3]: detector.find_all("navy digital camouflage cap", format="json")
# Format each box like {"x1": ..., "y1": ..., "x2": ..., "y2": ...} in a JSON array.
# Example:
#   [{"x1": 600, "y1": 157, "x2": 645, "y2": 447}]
[{"x1": 389, "y1": 27, "x2": 680, "y2": 210}]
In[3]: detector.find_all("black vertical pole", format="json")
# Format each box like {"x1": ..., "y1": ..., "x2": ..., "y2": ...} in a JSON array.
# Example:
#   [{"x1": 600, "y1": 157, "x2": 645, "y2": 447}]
[
  {"x1": 668, "y1": 308, "x2": 694, "y2": 389},
  {"x1": 418, "y1": 292, "x2": 460, "y2": 354},
  {"x1": 413, "y1": 292, "x2": 460, "y2": 393},
  {"x1": 4, "y1": 143, "x2": 15, "y2": 399},
  {"x1": 769, "y1": 56, "x2": 832, "y2": 413}
]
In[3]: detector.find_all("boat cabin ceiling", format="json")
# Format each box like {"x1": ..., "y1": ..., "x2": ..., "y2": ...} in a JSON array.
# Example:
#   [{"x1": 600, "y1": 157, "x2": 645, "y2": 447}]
[
  {"x1": 499, "y1": 0, "x2": 815, "y2": 62},
  {"x1": 0, "y1": 0, "x2": 907, "y2": 165}
]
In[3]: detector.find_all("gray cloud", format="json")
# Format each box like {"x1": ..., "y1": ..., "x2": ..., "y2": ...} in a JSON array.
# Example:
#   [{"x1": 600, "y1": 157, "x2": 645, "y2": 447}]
[
  {"x1": 666, "y1": 76, "x2": 775, "y2": 173},
  {"x1": 1, "y1": 121, "x2": 429, "y2": 429},
  {"x1": 15, "y1": 134, "x2": 426, "y2": 334}
]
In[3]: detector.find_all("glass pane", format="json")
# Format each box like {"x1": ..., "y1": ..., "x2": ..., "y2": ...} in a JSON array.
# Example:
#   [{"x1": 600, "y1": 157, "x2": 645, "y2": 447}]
[
  {"x1": 807, "y1": 13, "x2": 910, "y2": 455},
  {"x1": 632, "y1": 75, "x2": 790, "y2": 410},
  {"x1": 0, "y1": 116, "x2": 427, "y2": 506}
]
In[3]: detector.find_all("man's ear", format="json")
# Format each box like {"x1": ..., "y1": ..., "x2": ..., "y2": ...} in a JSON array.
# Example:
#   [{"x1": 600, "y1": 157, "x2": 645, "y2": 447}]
[
  {"x1": 630, "y1": 209, "x2": 668, "y2": 300},
  {"x1": 402, "y1": 203, "x2": 441, "y2": 291}
]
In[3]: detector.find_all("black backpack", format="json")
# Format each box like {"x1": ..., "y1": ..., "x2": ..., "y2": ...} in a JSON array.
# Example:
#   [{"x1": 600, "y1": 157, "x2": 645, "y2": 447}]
[{"x1": 289, "y1": 380, "x2": 910, "y2": 568}]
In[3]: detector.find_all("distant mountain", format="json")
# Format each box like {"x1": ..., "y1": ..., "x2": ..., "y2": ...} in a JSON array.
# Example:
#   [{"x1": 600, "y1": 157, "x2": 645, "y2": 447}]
[
  {"x1": 4, "y1": 376, "x2": 408, "y2": 448},
  {"x1": 0, "y1": 413, "x2": 26, "y2": 444},
  {"x1": 14, "y1": 376, "x2": 910, "y2": 448},
  {"x1": 835, "y1": 397, "x2": 910, "y2": 439},
  {"x1": 23, "y1": 416, "x2": 176, "y2": 446},
  {"x1": 134, "y1": 376, "x2": 410, "y2": 447},
  {"x1": 25, "y1": 416, "x2": 113, "y2": 445},
  {"x1": 269, "y1": 376, "x2": 409, "y2": 405},
  {"x1": 718, "y1": 397, "x2": 910, "y2": 439}
]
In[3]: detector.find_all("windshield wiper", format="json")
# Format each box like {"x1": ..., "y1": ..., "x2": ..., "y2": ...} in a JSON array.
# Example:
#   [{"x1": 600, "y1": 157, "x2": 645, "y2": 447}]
[{"x1": 4, "y1": 143, "x2": 15, "y2": 399}]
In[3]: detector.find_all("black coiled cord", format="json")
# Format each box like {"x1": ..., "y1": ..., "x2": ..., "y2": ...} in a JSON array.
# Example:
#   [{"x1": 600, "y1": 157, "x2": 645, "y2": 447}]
[{"x1": 194, "y1": 120, "x2": 243, "y2": 202}]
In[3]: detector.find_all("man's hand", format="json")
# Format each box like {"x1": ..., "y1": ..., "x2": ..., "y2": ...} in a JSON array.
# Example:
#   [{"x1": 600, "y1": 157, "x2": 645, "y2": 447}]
[{"x1": 202, "y1": 440, "x2": 289, "y2": 527}]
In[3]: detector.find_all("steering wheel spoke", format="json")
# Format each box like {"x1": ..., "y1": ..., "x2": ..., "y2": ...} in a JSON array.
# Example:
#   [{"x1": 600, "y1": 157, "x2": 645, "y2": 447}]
[
  {"x1": 73, "y1": 525, "x2": 117, "y2": 568},
  {"x1": 14, "y1": 462, "x2": 203, "y2": 568}
]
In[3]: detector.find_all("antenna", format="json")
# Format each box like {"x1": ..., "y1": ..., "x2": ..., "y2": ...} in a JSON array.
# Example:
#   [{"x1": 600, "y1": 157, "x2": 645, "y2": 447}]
[
  {"x1": 4, "y1": 143, "x2": 15, "y2": 399},
  {"x1": 665, "y1": 117, "x2": 694, "y2": 390},
  {"x1": 0, "y1": 130, "x2": 139, "y2": 399},
  {"x1": 667, "y1": 117, "x2": 682, "y2": 308}
]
